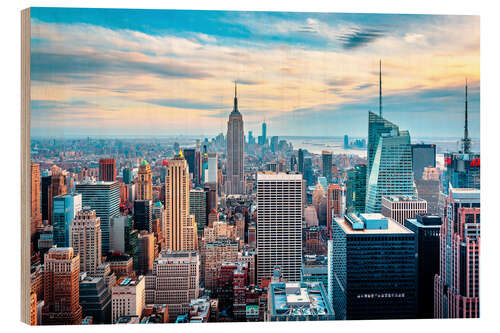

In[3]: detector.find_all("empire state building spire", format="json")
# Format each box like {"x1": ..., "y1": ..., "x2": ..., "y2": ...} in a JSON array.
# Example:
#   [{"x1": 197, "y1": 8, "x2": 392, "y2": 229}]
[{"x1": 232, "y1": 81, "x2": 239, "y2": 114}]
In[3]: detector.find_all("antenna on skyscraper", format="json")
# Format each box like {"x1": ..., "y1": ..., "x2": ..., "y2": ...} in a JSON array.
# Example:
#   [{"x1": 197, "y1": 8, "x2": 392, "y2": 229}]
[
  {"x1": 462, "y1": 78, "x2": 471, "y2": 154},
  {"x1": 379, "y1": 59, "x2": 382, "y2": 117}
]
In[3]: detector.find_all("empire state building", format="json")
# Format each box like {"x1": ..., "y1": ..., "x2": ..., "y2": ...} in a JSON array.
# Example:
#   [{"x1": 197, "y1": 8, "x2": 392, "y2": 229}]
[{"x1": 226, "y1": 83, "x2": 245, "y2": 195}]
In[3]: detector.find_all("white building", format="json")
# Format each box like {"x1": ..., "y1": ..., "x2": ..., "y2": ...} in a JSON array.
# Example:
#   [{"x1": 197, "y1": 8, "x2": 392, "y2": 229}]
[
  {"x1": 111, "y1": 276, "x2": 145, "y2": 324},
  {"x1": 256, "y1": 173, "x2": 303, "y2": 283},
  {"x1": 206, "y1": 153, "x2": 218, "y2": 184},
  {"x1": 69, "y1": 208, "x2": 102, "y2": 274},
  {"x1": 145, "y1": 250, "x2": 200, "y2": 318},
  {"x1": 381, "y1": 195, "x2": 427, "y2": 224}
]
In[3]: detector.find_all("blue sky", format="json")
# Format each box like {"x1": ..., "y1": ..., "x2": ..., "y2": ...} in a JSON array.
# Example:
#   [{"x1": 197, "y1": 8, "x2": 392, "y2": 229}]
[{"x1": 29, "y1": 7, "x2": 480, "y2": 139}]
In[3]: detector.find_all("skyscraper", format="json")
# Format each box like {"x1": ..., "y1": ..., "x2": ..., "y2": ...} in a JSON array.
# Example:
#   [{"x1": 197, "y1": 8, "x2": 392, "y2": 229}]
[
  {"x1": 122, "y1": 168, "x2": 132, "y2": 185},
  {"x1": 137, "y1": 231, "x2": 154, "y2": 274},
  {"x1": 133, "y1": 199, "x2": 152, "y2": 232},
  {"x1": 345, "y1": 164, "x2": 366, "y2": 214},
  {"x1": 404, "y1": 215, "x2": 442, "y2": 319},
  {"x1": 226, "y1": 83, "x2": 245, "y2": 195},
  {"x1": 328, "y1": 213, "x2": 417, "y2": 320},
  {"x1": 326, "y1": 184, "x2": 345, "y2": 236},
  {"x1": 42, "y1": 248, "x2": 82, "y2": 325},
  {"x1": 411, "y1": 144, "x2": 436, "y2": 180},
  {"x1": 434, "y1": 187, "x2": 480, "y2": 318},
  {"x1": 75, "y1": 180, "x2": 120, "y2": 254},
  {"x1": 183, "y1": 148, "x2": 197, "y2": 184},
  {"x1": 31, "y1": 163, "x2": 42, "y2": 237},
  {"x1": 145, "y1": 250, "x2": 200, "y2": 319},
  {"x1": 256, "y1": 173, "x2": 303, "y2": 283},
  {"x1": 303, "y1": 157, "x2": 314, "y2": 186},
  {"x1": 165, "y1": 152, "x2": 198, "y2": 251},
  {"x1": 344, "y1": 135, "x2": 349, "y2": 149},
  {"x1": 70, "y1": 208, "x2": 102, "y2": 274},
  {"x1": 99, "y1": 158, "x2": 116, "y2": 182},
  {"x1": 136, "y1": 160, "x2": 153, "y2": 201},
  {"x1": 443, "y1": 82, "x2": 480, "y2": 194},
  {"x1": 365, "y1": 114, "x2": 415, "y2": 213},
  {"x1": 206, "y1": 152, "x2": 218, "y2": 184},
  {"x1": 48, "y1": 172, "x2": 67, "y2": 225},
  {"x1": 367, "y1": 111, "x2": 399, "y2": 177},
  {"x1": 190, "y1": 188, "x2": 207, "y2": 232},
  {"x1": 322, "y1": 151, "x2": 333, "y2": 183},
  {"x1": 298, "y1": 149, "x2": 304, "y2": 173},
  {"x1": 53, "y1": 193, "x2": 82, "y2": 248}
]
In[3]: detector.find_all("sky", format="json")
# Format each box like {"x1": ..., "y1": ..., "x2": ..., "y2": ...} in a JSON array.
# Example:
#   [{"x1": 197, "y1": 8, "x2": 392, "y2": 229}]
[{"x1": 30, "y1": 8, "x2": 480, "y2": 139}]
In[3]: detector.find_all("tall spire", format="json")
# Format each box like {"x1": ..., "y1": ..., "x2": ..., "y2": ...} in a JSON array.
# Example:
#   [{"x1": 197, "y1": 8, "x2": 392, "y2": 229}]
[
  {"x1": 379, "y1": 59, "x2": 382, "y2": 117},
  {"x1": 462, "y1": 78, "x2": 471, "y2": 154},
  {"x1": 232, "y1": 81, "x2": 239, "y2": 114}
]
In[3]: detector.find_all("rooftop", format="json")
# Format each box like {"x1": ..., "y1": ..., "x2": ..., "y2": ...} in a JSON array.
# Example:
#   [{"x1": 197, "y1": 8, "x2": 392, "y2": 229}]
[
  {"x1": 257, "y1": 172, "x2": 302, "y2": 181},
  {"x1": 336, "y1": 214, "x2": 413, "y2": 235},
  {"x1": 269, "y1": 282, "x2": 334, "y2": 318},
  {"x1": 383, "y1": 195, "x2": 425, "y2": 203}
]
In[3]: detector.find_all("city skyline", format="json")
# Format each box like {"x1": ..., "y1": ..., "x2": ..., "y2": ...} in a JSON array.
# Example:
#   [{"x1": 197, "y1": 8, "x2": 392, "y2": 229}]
[{"x1": 30, "y1": 8, "x2": 479, "y2": 138}]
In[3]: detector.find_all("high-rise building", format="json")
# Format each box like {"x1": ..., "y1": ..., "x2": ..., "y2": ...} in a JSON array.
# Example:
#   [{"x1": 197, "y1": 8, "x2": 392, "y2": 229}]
[
  {"x1": 145, "y1": 250, "x2": 200, "y2": 319},
  {"x1": 303, "y1": 157, "x2": 314, "y2": 186},
  {"x1": 152, "y1": 201, "x2": 166, "y2": 248},
  {"x1": 204, "y1": 183, "x2": 218, "y2": 214},
  {"x1": 322, "y1": 151, "x2": 333, "y2": 183},
  {"x1": 122, "y1": 168, "x2": 132, "y2": 185},
  {"x1": 136, "y1": 160, "x2": 153, "y2": 201},
  {"x1": 206, "y1": 153, "x2": 218, "y2": 184},
  {"x1": 203, "y1": 238, "x2": 239, "y2": 290},
  {"x1": 69, "y1": 208, "x2": 102, "y2": 274},
  {"x1": 344, "y1": 135, "x2": 349, "y2": 149},
  {"x1": 48, "y1": 172, "x2": 67, "y2": 225},
  {"x1": 226, "y1": 83, "x2": 245, "y2": 195},
  {"x1": 111, "y1": 276, "x2": 145, "y2": 324},
  {"x1": 99, "y1": 158, "x2": 116, "y2": 182},
  {"x1": 367, "y1": 111, "x2": 399, "y2": 177},
  {"x1": 79, "y1": 275, "x2": 111, "y2": 324},
  {"x1": 404, "y1": 215, "x2": 442, "y2": 319},
  {"x1": 434, "y1": 187, "x2": 480, "y2": 318},
  {"x1": 190, "y1": 189, "x2": 207, "y2": 232},
  {"x1": 137, "y1": 231, "x2": 154, "y2": 274},
  {"x1": 298, "y1": 149, "x2": 304, "y2": 173},
  {"x1": 109, "y1": 215, "x2": 137, "y2": 255},
  {"x1": 442, "y1": 82, "x2": 480, "y2": 194},
  {"x1": 381, "y1": 195, "x2": 427, "y2": 225},
  {"x1": 326, "y1": 184, "x2": 345, "y2": 237},
  {"x1": 365, "y1": 114, "x2": 415, "y2": 213},
  {"x1": 76, "y1": 180, "x2": 120, "y2": 254},
  {"x1": 328, "y1": 213, "x2": 417, "y2": 320},
  {"x1": 183, "y1": 148, "x2": 197, "y2": 184},
  {"x1": 41, "y1": 175, "x2": 52, "y2": 222},
  {"x1": 42, "y1": 248, "x2": 82, "y2": 325},
  {"x1": 31, "y1": 163, "x2": 42, "y2": 237},
  {"x1": 53, "y1": 193, "x2": 82, "y2": 248},
  {"x1": 133, "y1": 199, "x2": 152, "y2": 232},
  {"x1": 415, "y1": 167, "x2": 440, "y2": 215},
  {"x1": 345, "y1": 164, "x2": 366, "y2": 214},
  {"x1": 411, "y1": 144, "x2": 436, "y2": 180},
  {"x1": 270, "y1": 136, "x2": 279, "y2": 153},
  {"x1": 165, "y1": 152, "x2": 198, "y2": 251},
  {"x1": 256, "y1": 173, "x2": 303, "y2": 283}
]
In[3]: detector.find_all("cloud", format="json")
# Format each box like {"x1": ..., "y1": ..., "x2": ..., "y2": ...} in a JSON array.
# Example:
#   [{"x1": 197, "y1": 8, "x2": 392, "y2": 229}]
[
  {"x1": 144, "y1": 99, "x2": 224, "y2": 110},
  {"x1": 31, "y1": 51, "x2": 212, "y2": 83},
  {"x1": 354, "y1": 83, "x2": 375, "y2": 90},
  {"x1": 338, "y1": 27, "x2": 386, "y2": 49}
]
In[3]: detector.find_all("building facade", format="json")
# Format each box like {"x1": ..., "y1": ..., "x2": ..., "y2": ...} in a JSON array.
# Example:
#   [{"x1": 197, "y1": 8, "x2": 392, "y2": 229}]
[
  {"x1": 111, "y1": 276, "x2": 145, "y2": 324},
  {"x1": 53, "y1": 193, "x2": 82, "y2": 248},
  {"x1": 69, "y1": 208, "x2": 102, "y2": 274},
  {"x1": 99, "y1": 158, "x2": 116, "y2": 182},
  {"x1": 257, "y1": 173, "x2": 303, "y2": 283},
  {"x1": 226, "y1": 84, "x2": 245, "y2": 195},
  {"x1": 75, "y1": 180, "x2": 120, "y2": 253},
  {"x1": 136, "y1": 160, "x2": 153, "y2": 201},
  {"x1": 328, "y1": 213, "x2": 417, "y2": 320},
  {"x1": 381, "y1": 195, "x2": 427, "y2": 225},
  {"x1": 434, "y1": 187, "x2": 480, "y2": 318}
]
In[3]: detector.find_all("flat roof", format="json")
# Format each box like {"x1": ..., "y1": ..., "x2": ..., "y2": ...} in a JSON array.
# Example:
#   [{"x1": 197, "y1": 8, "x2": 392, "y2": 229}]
[
  {"x1": 257, "y1": 173, "x2": 302, "y2": 181},
  {"x1": 269, "y1": 282, "x2": 334, "y2": 317},
  {"x1": 335, "y1": 216, "x2": 413, "y2": 235},
  {"x1": 383, "y1": 195, "x2": 425, "y2": 202}
]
